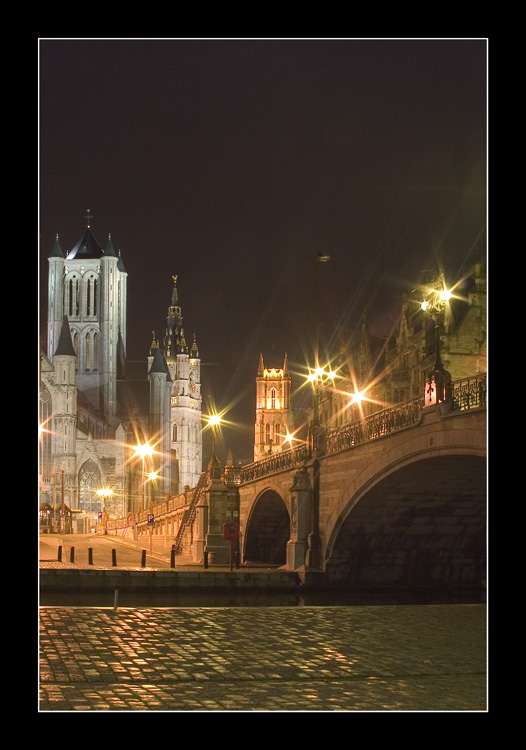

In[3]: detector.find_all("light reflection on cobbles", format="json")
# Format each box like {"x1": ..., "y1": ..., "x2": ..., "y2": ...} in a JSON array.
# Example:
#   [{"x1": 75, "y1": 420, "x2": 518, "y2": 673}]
[{"x1": 39, "y1": 605, "x2": 486, "y2": 712}]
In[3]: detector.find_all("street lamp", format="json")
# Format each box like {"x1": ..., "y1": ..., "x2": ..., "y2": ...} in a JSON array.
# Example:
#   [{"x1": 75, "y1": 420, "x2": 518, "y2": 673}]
[
  {"x1": 134, "y1": 440, "x2": 154, "y2": 511},
  {"x1": 420, "y1": 278, "x2": 453, "y2": 407},
  {"x1": 310, "y1": 253, "x2": 331, "y2": 448}
]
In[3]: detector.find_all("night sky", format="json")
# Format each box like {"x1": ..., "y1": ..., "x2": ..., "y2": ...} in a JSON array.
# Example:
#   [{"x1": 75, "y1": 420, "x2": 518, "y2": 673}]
[{"x1": 38, "y1": 38, "x2": 487, "y2": 465}]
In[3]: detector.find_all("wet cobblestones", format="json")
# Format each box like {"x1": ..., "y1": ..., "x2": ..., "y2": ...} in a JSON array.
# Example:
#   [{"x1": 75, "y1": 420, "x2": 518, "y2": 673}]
[{"x1": 39, "y1": 604, "x2": 487, "y2": 712}]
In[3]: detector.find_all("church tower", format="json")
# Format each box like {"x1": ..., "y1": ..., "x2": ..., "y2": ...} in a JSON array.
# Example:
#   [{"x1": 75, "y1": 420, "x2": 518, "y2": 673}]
[
  {"x1": 159, "y1": 276, "x2": 202, "y2": 492},
  {"x1": 47, "y1": 213, "x2": 127, "y2": 422},
  {"x1": 254, "y1": 354, "x2": 292, "y2": 462}
]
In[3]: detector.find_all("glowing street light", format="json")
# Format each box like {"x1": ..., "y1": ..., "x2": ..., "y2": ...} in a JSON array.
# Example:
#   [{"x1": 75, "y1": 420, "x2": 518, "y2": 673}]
[
  {"x1": 133, "y1": 440, "x2": 155, "y2": 511},
  {"x1": 419, "y1": 276, "x2": 454, "y2": 406}
]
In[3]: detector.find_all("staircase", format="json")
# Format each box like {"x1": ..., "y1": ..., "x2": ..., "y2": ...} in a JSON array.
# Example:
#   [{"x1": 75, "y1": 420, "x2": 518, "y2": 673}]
[{"x1": 172, "y1": 472, "x2": 208, "y2": 554}]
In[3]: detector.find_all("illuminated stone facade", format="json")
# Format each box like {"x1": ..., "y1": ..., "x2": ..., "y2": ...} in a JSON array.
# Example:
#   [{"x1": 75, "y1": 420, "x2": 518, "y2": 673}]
[
  {"x1": 254, "y1": 354, "x2": 293, "y2": 462},
  {"x1": 39, "y1": 220, "x2": 201, "y2": 531},
  {"x1": 150, "y1": 276, "x2": 202, "y2": 492}
]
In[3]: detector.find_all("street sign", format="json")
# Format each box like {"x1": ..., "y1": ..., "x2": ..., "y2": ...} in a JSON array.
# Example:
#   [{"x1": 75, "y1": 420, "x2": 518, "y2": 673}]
[
  {"x1": 147, "y1": 513, "x2": 154, "y2": 525},
  {"x1": 223, "y1": 522, "x2": 240, "y2": 541}
]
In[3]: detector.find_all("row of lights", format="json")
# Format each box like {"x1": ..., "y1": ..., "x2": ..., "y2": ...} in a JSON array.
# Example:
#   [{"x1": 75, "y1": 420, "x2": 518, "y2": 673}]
[{"x1": 44, "y1": 275, "x2": 456, "y2": 505}]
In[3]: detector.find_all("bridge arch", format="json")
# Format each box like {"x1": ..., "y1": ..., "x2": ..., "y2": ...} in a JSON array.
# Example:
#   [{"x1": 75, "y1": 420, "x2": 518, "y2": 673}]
[
  {"x1": 244, "y1": 488, "x2": 290, "y2": 565},
  {"x1": 324, "y1": 448, "x2": 486, "y2": 589}
]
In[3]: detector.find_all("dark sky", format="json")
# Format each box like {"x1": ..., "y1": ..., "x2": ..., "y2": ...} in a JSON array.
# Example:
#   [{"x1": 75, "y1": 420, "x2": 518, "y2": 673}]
[{"x1": 38, "y1": 38, "x2": 487, "y2": 465}]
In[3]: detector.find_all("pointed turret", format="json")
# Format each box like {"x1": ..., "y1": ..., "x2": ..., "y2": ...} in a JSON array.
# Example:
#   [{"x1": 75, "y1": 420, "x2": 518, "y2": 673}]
[
  {"x1": 49, "y1": 234, "x2": 65, "y2": 258},
  {"x1": 117, "y1": 249, "x2": 126, "y2": 272},
  {"x1": 104, "y1": 233, "x2": 118, "y2": 257},
  {"x1": 54, "y1": 315, "x2": 76, "y2": 358},
  {"x1": 258, "y1": 353, "x2": 264, "y2": 376},
  {"x1": 149, "y1": 345, "x2": 171, "y2": 380}
]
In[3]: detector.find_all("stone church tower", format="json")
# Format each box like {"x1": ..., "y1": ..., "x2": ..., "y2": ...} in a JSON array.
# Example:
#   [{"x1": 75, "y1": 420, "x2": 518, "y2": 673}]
[
  {"x1": 40, "y1": 216, "x2": 179, "y2": 530},
  {"x1": 47, "y1": 213, "x2": 127, "y2": 421},
  {"x1": 152, "y1": 276, "x2": 202, "y2": 492},
  {"x1": 254, "y1": 354, "x2": 292, "y2": 462}
]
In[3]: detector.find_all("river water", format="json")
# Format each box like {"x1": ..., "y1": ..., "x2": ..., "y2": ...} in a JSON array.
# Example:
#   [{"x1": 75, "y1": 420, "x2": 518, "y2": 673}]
[{"x1": 39, "y1": 587, "x2": 485, "y2": 608}]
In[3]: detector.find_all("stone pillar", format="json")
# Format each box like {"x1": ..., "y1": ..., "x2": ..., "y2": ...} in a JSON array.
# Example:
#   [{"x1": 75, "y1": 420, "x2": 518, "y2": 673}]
[
  {"x1": 193, "y1": 498, "x2": 208, "y2": 563},
  {"x1": 203, "y1": 455, "x2": 240, "y2": 564},
  {"x1": 286, "y1": 466, "x2": 312, "y2": 570}
]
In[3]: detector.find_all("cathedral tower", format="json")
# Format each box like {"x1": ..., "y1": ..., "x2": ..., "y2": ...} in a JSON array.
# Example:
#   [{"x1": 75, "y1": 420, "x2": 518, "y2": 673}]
[{"x1": 254, "y1": 354, "x2": 292, "y2": 462}]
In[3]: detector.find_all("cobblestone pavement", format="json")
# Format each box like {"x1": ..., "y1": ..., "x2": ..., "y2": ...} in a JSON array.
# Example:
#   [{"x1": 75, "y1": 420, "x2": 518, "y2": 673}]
[{"x1": 39, "y1": 604, "x2": 487, "y2": 712}]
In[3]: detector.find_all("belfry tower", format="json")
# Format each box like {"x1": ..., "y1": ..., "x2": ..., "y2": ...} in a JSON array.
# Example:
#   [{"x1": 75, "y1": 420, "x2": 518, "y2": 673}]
[
  {"x1": 254, "y1": 354, "x2": 292, "y2": 462},
  {"x1": 158, "y1": 276, "x2": 202, "y2": 491}
]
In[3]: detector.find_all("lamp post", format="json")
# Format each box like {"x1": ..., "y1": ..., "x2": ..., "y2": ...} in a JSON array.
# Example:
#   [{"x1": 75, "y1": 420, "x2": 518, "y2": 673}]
[
  {"x1": 311, "y1": 253, "x2": 330, "y2": 445},
  {"x1": 134, "y1": 440, "x2": 154, "y2": 512},
  {"x1": 420, "y1": 279, "x2": 453, "y2": 407},
  {"x1": 206, "y1": 413, "x2": 223, "y2": 479}
]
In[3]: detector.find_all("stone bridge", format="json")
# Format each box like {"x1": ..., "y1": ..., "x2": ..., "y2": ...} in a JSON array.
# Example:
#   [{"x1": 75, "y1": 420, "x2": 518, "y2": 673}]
[{"x1": 237, "y1": 375, "x2": 486, "y2": 589}]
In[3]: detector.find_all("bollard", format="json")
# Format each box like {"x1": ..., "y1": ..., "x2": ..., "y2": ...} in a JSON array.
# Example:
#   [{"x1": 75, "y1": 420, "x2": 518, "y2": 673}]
[
  {"x1": 170, "y1": 548, "x2": 176, "y2": 568},
  {"x1": 111, "y1": 548, "x2": 117, "y2": 566},
  {"x1": 141, "y1": 549, "x2": 146, "y2": 567},
  {"x1": 203, "y1": 548, "x2": 208, "y2": 569},
  {"x1": 57, "y1": 545, "x2": 62, "y2": 562},
  {"x1": 234, "y1": 550, "x2": 240, "y2": 569},
  {"x1": 88, "y1": 547, "x2": 93, "y2": 565},
  {"x1": 69, "y1": 546, "x2": 75, "y2": 563},
  {"x1": 113, "y1": 589, "x2": 119, "y2": 610}
]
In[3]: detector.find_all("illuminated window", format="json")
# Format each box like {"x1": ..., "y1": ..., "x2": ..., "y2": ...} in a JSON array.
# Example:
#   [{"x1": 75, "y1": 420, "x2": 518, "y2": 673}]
[{"x1": 266, "y1": 423, "x2": 271, "y2": 443}]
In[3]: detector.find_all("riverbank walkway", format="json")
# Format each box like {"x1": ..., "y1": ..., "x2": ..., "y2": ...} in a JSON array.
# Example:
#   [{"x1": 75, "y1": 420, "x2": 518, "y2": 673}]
[{"x1": 39, "y1": 535, "x2": 487, "y2": 712}]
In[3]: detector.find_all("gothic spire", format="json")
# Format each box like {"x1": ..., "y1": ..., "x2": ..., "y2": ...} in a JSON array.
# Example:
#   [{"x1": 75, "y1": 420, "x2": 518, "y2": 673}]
[
  {"x1": 54, "y1": 315, "x2": 76, "y2": 358},
  {"x1": 49, "y1": 234, "x2": 65, "y2": 259}
]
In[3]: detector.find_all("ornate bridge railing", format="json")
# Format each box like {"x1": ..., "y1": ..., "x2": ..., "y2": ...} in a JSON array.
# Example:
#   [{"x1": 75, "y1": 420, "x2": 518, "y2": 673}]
[
  {"x1": 236, "y1": 373, "x2": 486, "y2": 484},
  {"x1": 324, "y1": 395, "x2": 424, "y2": 455},
  {"x1": 237, "y1": 443, "x2": 310, "y2": 484},
  {"x1": 452, "y1": 373, "x2": 487, "y2": 411}
]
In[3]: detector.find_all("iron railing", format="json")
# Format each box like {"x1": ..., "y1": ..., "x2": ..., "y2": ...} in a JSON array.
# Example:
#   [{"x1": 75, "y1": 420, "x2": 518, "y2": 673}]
[
  {"x1": 237, "y1": 373, "x2": 486, "y2": 483},
  {"x1": 237, "y1": 443, "x2": 310, "y2": 484},
  {"x1": 324, "y1": 395, "x2": 424, "y2": 455},
  {"x1": 452, "y1": 374, "x2": 487, "y2": 411}
]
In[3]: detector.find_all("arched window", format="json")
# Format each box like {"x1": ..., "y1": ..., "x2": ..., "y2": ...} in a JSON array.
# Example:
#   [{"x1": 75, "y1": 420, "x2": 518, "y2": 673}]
[
  {"x1": 271, "y1": 388, "x2": 276, "y2": 408},
  {"x1": 266, "y1": 423, "x2": 271, "y2": 443},
  {"x1": 172, "y1": 423, "x2": 178, "y2": 442},
  {"x1": 92, "y1": 333, "x2": 98, "y2": 370},
  {"x1": 86, "y1": 333, "x2": 91, "y2": 370},
  {"x1": 79, "y1": 460, "x2": 102, "y2": 514},
  {"x1": 86, "y1": 276, "x2": 97, "y2": 316},
  {"x1": 68, "y1": 277, "x2": 79, "y2": 316}
]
